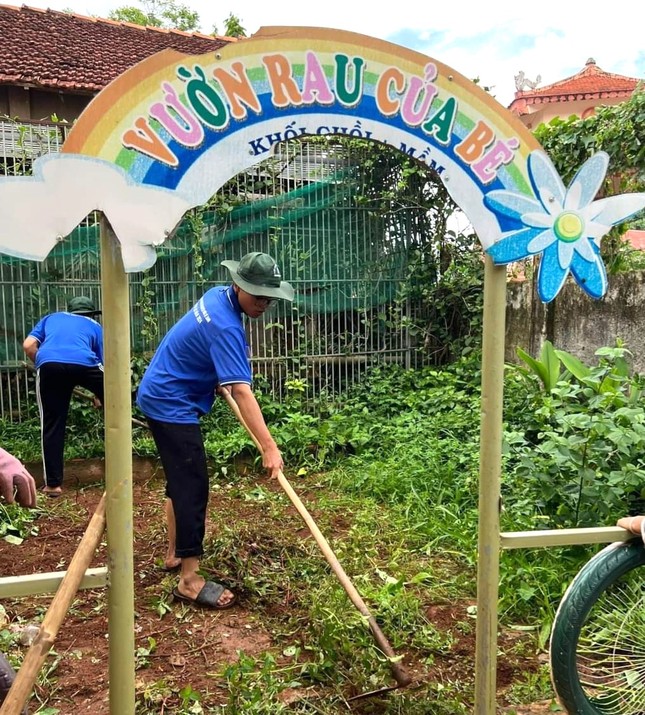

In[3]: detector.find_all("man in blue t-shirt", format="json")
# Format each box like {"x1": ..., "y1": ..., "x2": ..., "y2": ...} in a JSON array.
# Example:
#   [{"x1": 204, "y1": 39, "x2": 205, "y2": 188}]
[
  {"x1": 23, "y1": 296, "x2": 104, "y2": 497},
  {"x1": 137, "y1": 252, "x2": 294, "y2": 610}
]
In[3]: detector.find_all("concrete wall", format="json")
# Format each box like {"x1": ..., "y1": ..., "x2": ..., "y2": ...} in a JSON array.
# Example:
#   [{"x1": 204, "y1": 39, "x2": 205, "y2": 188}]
[{"x1": 505, "y1": 271, "x2": 645, "y2": 372}]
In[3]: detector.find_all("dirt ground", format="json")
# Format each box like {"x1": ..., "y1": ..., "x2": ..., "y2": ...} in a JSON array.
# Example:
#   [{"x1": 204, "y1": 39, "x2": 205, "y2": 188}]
[{"x1": 0, "y1": 459, "x2": 561, "y2": 714}]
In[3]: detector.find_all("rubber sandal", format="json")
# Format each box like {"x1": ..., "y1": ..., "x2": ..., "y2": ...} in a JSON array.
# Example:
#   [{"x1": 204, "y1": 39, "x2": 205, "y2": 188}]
[
  {"x1": 172, "y1": 581, "x2": 238, "y2": 610},
  {"x1": 42, "y1": 487, "x2": 62, "y2": 498}
]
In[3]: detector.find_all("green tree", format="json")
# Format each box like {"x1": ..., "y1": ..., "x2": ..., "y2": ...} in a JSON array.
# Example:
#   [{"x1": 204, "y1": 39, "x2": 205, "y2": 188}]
[
  {"x1": 109, "y1": 1, "x2": 246, "y2": 36},
  {"x1": 160, "y1": 2, "x2": 199, "y2": 31},
  {"x1": 108, "y1": 0, "x2": 199, "y2": 31},
  {"x1": 533, "y1": 87, "x2": 645, "y2": 194},
  {"x1": 213, "y1": 13, "x2": 246, "y2": 38},
  {"x1": 109, "y1": 5, "x2": 159, "y2": 26}
]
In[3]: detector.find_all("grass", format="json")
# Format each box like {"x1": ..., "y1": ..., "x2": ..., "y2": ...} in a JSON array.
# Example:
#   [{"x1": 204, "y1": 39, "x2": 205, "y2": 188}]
[
  {"x1": 2, "y1": 356, "x2": 578, "y2": 712},
  {"x1": 0, "y1": 457, "x2": 554, "y2": 713},
  {"x1": 192, "y1": 468, "x2": 547, "y2": 713}
]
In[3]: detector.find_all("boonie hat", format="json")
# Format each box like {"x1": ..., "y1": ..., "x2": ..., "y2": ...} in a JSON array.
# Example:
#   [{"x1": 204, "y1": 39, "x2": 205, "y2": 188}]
[
  {"x1": 222, "y1": 252, "x2": 294, "y2": 301},
  {"x1": 67, "y1": 296, "x2": 100, "y2": 315}
]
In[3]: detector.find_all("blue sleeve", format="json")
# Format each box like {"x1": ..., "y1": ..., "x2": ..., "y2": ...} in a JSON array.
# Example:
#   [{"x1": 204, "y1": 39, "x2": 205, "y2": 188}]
[
  {"x1": 28, "y1": 316, "x2": 48, "y2": 343},
  {"x1": 212, "y1": 327, "x2": 252, "y2": 385}
]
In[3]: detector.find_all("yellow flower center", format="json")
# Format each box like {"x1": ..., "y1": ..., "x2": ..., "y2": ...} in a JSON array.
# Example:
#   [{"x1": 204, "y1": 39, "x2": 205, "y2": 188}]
[{"x1": 554, "y1": 211, "x2": 584, "y2": 243}]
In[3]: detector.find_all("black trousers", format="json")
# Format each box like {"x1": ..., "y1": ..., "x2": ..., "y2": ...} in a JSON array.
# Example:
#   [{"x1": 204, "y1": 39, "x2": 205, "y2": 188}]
[
  {"x1": 146, "y1": 418, "x2": 209, "y2": 559},
  {"x1": 35, "y1": 362, "x2": 104, "y2": 488}
]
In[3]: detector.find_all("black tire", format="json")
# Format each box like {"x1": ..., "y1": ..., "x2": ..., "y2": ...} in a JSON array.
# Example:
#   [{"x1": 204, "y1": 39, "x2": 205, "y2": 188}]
[{"x1": 550, "y1": 538, "x2": 645, "y2": 714}]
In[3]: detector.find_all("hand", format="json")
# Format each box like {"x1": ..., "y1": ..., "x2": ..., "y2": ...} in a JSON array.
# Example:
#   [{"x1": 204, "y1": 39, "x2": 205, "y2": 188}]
[
  {"x1": 0, "y1": 468, "x2": 37, "y2": 508},
  {"x1": 92, "y1": 396, "x2": 102, "y2": 409},
  {"x1": 262, "y1": 445, "x2": 284, "y2": 479},
  {"x1": 617, "y1": 515, "x2": 644, "y2": 535}
]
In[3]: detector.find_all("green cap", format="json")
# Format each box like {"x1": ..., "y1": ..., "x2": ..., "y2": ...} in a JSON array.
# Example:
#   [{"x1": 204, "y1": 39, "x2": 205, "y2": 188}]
[
  {"x1": 67, "y1": 296, "x2": 100, "y2": 315},
  {"x1": 221, "y1": 252, "x2": 294, "y2": 301}
]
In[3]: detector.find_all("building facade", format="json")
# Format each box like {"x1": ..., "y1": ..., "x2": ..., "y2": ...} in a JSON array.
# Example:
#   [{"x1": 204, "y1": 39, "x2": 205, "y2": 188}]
[
  {"x1": 508, "y1": 58, "x2": 642, "y2": 130},
  {"x1": 0, "y1": 3, "x2": 233, "y2": 123}
]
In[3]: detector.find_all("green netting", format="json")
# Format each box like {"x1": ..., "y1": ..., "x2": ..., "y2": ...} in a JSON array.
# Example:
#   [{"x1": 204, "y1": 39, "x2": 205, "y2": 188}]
[
  {"x1": 0, "y1": 136, "x2": 435, "y2": 417},
  {"x1": 1, "y1": 167, "x2": 406, "y2": 312}
]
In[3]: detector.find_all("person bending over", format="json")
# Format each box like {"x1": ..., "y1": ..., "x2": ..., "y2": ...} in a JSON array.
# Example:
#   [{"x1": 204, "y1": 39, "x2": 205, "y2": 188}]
[
  {"x1": 23, "y1": 296, "x2": 104, "y2": 497},
  {"x1": 136, "y1": 252, "x2": 294, "y2": 610}
]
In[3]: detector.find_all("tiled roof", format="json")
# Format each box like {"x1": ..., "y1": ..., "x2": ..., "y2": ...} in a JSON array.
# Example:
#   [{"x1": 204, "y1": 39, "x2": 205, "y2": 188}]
[
  {"x1": 0, "y1": 3, "x2": 234, "y2": 92},
  {"x1": 513, "y1": 58, "x2": 641, "y2": 105}
]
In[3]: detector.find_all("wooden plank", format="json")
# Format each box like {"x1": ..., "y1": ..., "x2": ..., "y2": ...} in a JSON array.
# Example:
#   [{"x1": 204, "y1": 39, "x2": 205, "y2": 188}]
[
  {"x1": 0, "y1": 566, "x2": 107, "y2": 598},
  {"x1": 500, "y1": 526, "x2": 633, "y2": 550}
]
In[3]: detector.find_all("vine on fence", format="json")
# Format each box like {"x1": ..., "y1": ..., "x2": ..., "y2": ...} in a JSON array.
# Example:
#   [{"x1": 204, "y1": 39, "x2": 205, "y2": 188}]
[
  {"x1": 137, "y1": 271, "x2": 159, "y2": 344},
  {"x1": 186, "y1": 208, "x2": 206, "y2": 289}
]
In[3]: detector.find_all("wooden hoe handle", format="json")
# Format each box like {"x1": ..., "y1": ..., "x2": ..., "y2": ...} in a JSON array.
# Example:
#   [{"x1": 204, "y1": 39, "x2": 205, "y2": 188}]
[{"x1": 220, "y1": 389, "x2": 412, "y2": 688}]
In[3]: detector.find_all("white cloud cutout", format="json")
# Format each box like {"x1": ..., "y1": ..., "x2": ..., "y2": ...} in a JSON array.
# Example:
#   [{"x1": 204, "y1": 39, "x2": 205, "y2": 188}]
[{"x1": 0, "y1": 154, "x2": 192, "y2": 272}]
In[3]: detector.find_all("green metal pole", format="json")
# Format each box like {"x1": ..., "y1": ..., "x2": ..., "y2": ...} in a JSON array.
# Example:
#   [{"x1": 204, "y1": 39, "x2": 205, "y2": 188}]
[
  {"x1": 473, "y1": 256, "x2": 507, "y2": 714},
  {"x1": 100, "y1": 216, "x2": 136, "y2": 714}
]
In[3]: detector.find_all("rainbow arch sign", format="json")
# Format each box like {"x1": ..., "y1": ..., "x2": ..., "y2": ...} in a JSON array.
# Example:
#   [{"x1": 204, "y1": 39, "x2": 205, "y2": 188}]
[
  {"x1": 1, "y1": 26, "x2": 644, "y2": 300},
  {"x1": 64, "y1": 26, "x2": 537, "y2": 233}
]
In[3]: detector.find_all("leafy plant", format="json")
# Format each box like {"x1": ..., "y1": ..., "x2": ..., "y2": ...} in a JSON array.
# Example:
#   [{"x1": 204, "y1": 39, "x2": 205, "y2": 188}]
[
  {"x1": 533, "y1": 88, "x2": 645, "y2": 273},
  {"x1": 222, "y1": 653, "x2": 291, "y2": 713},
  {"x1": 504, "y1": 342, "x2": 645, "y2": 530},
  {"x1": 135, "y1": 636, "x2": 157, "y2": 669},
  {"x1": 503, "y1": 665, "x2": 558, "y2": 707},
  {"x1": 516, "y1": 340, "x2": 562, "y2": 392},
  {"x1": 137, "y1": 272, "x2": 159, "y2": 344}
]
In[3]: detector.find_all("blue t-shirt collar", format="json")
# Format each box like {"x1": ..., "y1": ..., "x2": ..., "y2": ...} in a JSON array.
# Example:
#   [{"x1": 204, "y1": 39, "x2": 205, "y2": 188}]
[{"x1": 225, "y1": 285, "x2": 242, "y2": 315}]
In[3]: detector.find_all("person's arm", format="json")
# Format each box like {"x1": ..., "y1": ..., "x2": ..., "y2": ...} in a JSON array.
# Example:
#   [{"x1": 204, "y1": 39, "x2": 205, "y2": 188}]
[
  {"x1": 227, "y1": 382, "x2": 284, "y2": 478},
  {"x1": 22, "y1": 336, "x2": 39, "y2": 363}
]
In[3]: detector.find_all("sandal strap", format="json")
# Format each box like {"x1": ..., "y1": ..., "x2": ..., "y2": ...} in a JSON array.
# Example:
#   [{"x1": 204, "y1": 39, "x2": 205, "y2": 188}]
[{"x1": 196, "y1": 581, "x2": 225, "y2": 606}]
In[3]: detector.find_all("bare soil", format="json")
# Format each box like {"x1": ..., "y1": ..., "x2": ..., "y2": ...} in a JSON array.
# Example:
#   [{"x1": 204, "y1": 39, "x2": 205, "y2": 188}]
[{"x1": 0, "y1": 459, "x2": 560, "y2": 714}]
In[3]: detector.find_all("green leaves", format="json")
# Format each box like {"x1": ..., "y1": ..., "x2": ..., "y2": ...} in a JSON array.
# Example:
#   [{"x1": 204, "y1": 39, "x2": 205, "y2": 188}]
[
  {"x1": 517, "y1": 341, "x2": 562, "y2": 392},
  {"x1": 506, "y1": 340, "x2": 645, "y2": 531},
  {"x1": 553, "y1": 349, "x2": 589, "y2": 383},
  {"x1": 533, "y1": 88, "x2": 645, "y2": 276},
  {"x1": 108, "y1": 0, "x2": 201, "y2": 32},
  {"x1": 515, "y1": 341, "x2": 636, "y2": 399},
  {"x1": 0, "y1": 502, "x2": 39, "y2": 544}
]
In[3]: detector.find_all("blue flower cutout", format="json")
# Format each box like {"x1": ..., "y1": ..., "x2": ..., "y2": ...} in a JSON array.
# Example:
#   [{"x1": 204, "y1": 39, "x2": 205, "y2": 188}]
[{"x1": 484, "y1": 150, "x2": 645, "y2": 302}]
